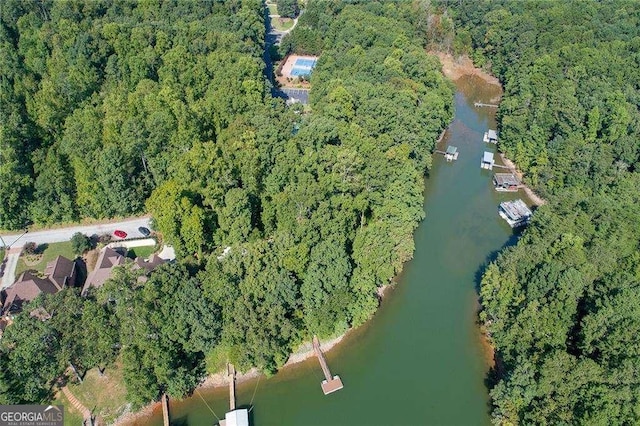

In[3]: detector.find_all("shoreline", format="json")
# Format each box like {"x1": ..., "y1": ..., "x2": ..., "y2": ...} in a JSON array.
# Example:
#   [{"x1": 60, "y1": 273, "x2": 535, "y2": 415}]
[
  {"x1": 497, "y1": 154, "x2": 546, "y2": 206},
  {"x1": 435, "y1": 52, "x2": 546, "y2": 207},
  {"x1": 116, "y1": 283, "x2": 393, "y2": 425},
  {"x1": 433, "y1": 51, "x2": 545, "y2": 375}
]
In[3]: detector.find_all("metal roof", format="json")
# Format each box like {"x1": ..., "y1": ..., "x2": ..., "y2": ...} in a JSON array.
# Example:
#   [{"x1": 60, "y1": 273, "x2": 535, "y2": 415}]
[
  {"x1": 225, "y1": 409, "x2": 249, "y2": 426},
  {"x1": 445, "y1": 145, "x2": 457, "y2": 154},
  {"x1": 483, "y1": 151, "x2": 494, "y2": 162},
  {"x1": 488, "y1": 129, "x2": 498, "y2": 140},
  {"x1": 494, "y1": 173, "x2": 519, "y2": 186}
]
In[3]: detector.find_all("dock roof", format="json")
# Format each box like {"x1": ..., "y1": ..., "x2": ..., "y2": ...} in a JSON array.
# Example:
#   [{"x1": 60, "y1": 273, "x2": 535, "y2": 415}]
[
  {"x1": 488, "y1": 129, "x2": 498, "y2": 140},
  {"x1": 483, "y1": 151, "x2": 494, "y2": 162},
  {"x1": 224, "y1": 409, "x2": 249, "y2": 426},
  {"x1": 445, "y1": 145, "x2": 457, "y2": 154},
  {"x1": 494, "y1": 173, "x2": 519, "y2": 186},
  {"x1": 500, "y1": 199, "x2": 532, "y2": 220}
]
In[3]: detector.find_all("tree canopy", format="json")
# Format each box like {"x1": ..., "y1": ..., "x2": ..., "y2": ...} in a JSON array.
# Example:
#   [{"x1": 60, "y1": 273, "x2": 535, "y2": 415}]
[
  {"x1": 1, "y1": 0, "x2": 453, "y2": 409},
  {"x1": 450, "y1": 1, "x2": 640, "y2": 423}
]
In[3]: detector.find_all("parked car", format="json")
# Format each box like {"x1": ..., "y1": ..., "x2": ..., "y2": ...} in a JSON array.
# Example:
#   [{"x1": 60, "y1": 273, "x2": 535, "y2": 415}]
[
  {"x1": 138, "y1": 226, "x2": 151, "y2": 237},
  {"x1": 114, "y1": 230, "x2": 127, "y2": 239}
]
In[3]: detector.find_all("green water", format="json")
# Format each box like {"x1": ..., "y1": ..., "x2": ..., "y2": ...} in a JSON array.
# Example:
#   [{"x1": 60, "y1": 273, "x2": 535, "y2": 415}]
[{"x1": 140, "y1": 75, "x2": 520, "y2": 426}]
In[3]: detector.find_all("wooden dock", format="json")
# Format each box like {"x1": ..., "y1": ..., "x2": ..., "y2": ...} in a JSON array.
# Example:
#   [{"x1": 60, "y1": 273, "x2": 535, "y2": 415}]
[
  {"x1": 474, "y1": 102, "x2": 499, "y2": 108},
  {"x1": 313, "y1": 335, "x2": 344, "y2": 395},
  {"x1": 228, "y1": 364, "x2": 236, "y2": 411},
  {"x1": 219, "y1": 363, "x2": 250, "y2": 426},
  {"x1": 161, "y1": 394, "x2": 170, "y2": 426}
]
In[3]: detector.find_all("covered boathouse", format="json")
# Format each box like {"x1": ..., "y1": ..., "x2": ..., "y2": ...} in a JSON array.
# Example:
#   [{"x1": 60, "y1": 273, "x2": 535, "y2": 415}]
[
  {"x1": 483, "y1": 129, "x2": 498, "y2": 143},
  {"x1": 498, "y1": 199, "x2": 532, "y2": 228},
  {"x1": 493, "y1": 173, "x2": 520, "y2": 191},
  {"x1": 481, "y1": 151, "x2": 495, "y2": 170},
  {"x1": 445, "y1": 145, "x2": 458, "y2": 161}
]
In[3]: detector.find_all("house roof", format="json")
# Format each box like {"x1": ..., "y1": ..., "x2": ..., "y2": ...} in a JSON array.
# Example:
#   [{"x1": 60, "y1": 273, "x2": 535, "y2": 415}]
[
  {"x1": 483, "y1": 151, "x2": 494, "y2": 162},
  {"x1": 82, "y1": 247, "x2": 126, "y2": 296},
  {"x1": 132, "y1": 254, "x2": 166, "y2": 273},
  {"x1": 2, "y1": 271, "x2": 60, "y2": 312},
  {"x1": 44, "y1": 255, "x2": 76, "y2": 290}
]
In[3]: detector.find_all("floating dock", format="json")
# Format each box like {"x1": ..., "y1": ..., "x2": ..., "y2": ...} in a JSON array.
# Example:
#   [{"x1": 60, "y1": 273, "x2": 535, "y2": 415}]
[
  {"x1": 483, "y1": 129, "x2": 498, "y2": 144},
  {"x1": 493, "y1": 173, "x2": 520, "y2": 192},
  {"x1": 498, "y1": 199, "x2": 532, "y2": 228},
  {"x1": 474, "y1": 102, "x2": 499, "y2": 108},
  {"x1": 313, "y1": 335, "x2": 343, "y2": 395},
  {"x1": 444, "y1": 145, "x2": 458, "y2": 161},
  {"x1": 435, "y1": 145, "x2": 459, "y2": 162},
  {"x1": 481, "y1": 151, "x2": 495, "y2": 170}
]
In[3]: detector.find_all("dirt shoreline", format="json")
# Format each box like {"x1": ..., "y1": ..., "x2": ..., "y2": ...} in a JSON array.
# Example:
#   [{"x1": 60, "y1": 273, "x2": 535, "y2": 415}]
[
  {"x1": 435, "y1": 52, "x2": 545, "y2": 207},
  {"x1": 116, "y1": 284, "x2": 393, "y2": 425},
  {"x1": 433, "y1": 51, "x2": 501, "y2": 87}
]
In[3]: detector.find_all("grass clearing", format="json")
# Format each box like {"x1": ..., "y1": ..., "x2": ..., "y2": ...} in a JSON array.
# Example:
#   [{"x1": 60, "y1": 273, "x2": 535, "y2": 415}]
[
  {"x1": 69, "y1": 361, "x2": 128, "y2": 424},
  {"x1": 267, "y1": 3, "x2": 278, "y2": 15},
  {"x1": 16, "y1": 241, "x2": 76, "y2": 275},
  {"x1": 271, "y1": 17, "x2": 294, "y2": 31},
  {"x1": 127, "y1": 245, "x2": 156, "y2": 260},
  {"x1": 53, "y1": 391, "x2": 85, "y2": 426}
]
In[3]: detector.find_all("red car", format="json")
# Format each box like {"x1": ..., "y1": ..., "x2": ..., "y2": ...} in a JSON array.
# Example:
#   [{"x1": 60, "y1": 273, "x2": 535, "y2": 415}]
[{"x1": 113, "y1": 230, "x2": 127, "y2": 239}]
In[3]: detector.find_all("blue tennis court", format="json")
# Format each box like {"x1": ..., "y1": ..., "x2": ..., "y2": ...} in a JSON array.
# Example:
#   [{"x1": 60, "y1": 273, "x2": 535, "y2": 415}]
[
  {"x1": 295, "y1": 58, "x2": 317, "y2": 67},
  {"x1": 290, "y1": 67, "x2": 311, "y2": 76}
]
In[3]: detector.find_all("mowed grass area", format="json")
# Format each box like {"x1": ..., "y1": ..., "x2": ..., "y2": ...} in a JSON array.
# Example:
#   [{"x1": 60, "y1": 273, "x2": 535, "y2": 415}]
[
  {"x1": 15, "y1": 241, "x2": 76, "y2": 275},
  {"x1": 53, "y1": 391, "x2": 85, "y2": 426},
  {"x1": 69, "y1": 362, "x2": 129, "y2": 424},
  {"x1": 271, "y1": 17, "x2": 294, "y2": 31},
  {"x1": 127, "y1": 245, "x2": 157, "y2": 260},
  {"x1": 267, "y1": 3, "x2": 278, "y2": 15}
]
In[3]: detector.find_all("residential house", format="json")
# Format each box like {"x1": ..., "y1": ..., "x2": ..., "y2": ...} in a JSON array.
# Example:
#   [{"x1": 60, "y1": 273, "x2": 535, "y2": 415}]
[
  {"x1": 81, "y1": 247, "x2": 126, "y2": 296},
  {"x1": 44, "y1": 255, "x2": 77, "y2": 288},
  {"x1": 132, "y1": 254, "x2": 166, "y2": 282},
  {"x1": 1, "y1": 255, "x2": 77, "y2": 315}
]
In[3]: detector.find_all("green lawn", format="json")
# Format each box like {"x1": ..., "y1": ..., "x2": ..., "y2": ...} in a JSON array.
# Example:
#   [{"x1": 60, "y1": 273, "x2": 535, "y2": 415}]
[
  {"x1": 127, "y1": 245, "x2": 157, "y2": 260},
  {"x1": 16, "y1": 241, "x2": 76, "y2": 275},
  {"x1": 271, "y1": 17, "x2": 294, "y2": 31},
  {"x1": 53, "y1": 391, "x2": 85, "y2": 426},
  {"x1": 267, "y1": 3, "x2": 278, "y2": 15},
  {"x1": 69, "y1": 363, "x2": 129, "y2": 424}
]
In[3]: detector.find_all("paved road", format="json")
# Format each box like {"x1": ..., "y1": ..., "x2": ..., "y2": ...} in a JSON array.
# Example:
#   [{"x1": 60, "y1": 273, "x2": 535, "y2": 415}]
[
  {"x1": 0, "y1": 217, "x2": 152, "y2": 289},
  {"x1": 0, "y1": 217, "x2": 152, "y2": 249}
]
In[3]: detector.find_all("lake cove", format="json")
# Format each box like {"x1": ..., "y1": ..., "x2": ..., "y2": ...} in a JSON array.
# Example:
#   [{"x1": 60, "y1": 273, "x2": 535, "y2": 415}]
[{"x1": 128, "y1": 73, "x2": 526, "y2": 426}]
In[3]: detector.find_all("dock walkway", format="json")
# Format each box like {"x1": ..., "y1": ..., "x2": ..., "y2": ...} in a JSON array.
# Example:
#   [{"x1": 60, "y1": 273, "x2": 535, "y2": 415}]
[
  {"x1": 474, "y1": 102, "x2": 499, "y2": 108},
  {"x1": 161, "y1": 394, "x2": 170, "y2": 426},
  {"x1": 313, "y1": 336, "x2": 344, "y2": 395}
]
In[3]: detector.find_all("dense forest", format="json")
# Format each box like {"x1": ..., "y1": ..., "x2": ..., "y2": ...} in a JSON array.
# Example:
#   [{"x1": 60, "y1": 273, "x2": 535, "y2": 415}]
[
  {"x1": 450, "y1": 1, "x2": 640, "y2": 424},
  {"x1": 0, "y1": 0, "x2": 453, "y2": 408}
]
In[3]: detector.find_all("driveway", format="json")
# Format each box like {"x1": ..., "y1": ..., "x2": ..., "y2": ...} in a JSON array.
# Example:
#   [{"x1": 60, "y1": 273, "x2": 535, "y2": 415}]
[
  {"x1": 0, "y1": 216, "x2": 152, "y2": 289},
  {"x1": 1, "y1": 249, "x2": 21, "y2": 290}
]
